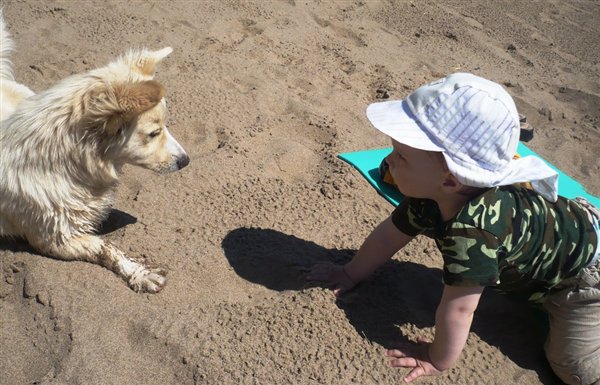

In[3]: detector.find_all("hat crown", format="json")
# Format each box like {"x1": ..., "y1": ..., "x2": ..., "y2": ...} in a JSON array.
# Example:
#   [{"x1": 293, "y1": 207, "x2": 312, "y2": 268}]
[
  {"x1": 365, "y1": 72, "x2": 559, "y2": 201},
  {"x1": 405, "y1": 73, "x2": 520, "y2": 172}
]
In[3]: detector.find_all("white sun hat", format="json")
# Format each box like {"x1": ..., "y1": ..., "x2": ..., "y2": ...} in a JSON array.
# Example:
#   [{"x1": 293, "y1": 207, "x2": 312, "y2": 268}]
[{"x1": 366, "y1": 72, "x2": 558, "y2": 202}]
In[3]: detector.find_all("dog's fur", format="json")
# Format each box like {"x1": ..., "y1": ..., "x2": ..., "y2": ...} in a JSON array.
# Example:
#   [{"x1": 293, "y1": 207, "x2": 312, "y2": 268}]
[{"x1": 0, "y1": 12, "x2": 189, "y2": 293}]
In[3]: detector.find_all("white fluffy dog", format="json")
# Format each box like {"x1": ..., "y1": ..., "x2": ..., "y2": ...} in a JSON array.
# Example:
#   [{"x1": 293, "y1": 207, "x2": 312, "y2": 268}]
[{"x1": 0, "y1": 12, "x2": 189, "y2": 293}]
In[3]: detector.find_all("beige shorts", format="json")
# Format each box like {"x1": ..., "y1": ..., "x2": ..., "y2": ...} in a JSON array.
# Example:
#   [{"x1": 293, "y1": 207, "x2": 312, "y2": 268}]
[{"x1": 543, "y1": 208, "x2": 600, "y2": 385}]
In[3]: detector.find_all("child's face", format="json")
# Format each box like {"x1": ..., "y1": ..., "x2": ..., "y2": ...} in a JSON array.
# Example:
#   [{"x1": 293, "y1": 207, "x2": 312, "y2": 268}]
[{"x1": 386, "y1": 139, "x2": 447, "y2": 199}]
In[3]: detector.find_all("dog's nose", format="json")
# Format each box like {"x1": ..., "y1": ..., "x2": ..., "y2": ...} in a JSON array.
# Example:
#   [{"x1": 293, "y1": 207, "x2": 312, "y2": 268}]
[{"x1": 177, "y1": 154, "x2": 190, "y2": 169}]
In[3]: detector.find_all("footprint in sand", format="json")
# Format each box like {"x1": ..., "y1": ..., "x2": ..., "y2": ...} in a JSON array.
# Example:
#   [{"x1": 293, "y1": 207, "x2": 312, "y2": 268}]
[
  {"x1": 0, "y1": 262, "x2": 72, "y2": 384},
  {"x1": 126, "y1": 319, "x2": 197, "y2": 384}
]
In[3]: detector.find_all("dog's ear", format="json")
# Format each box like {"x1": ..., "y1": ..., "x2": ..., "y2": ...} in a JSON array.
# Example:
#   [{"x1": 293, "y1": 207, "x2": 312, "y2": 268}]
[
  {"x1": 82, "y1": 80, "x2": 165, "y2": 135},
  {"x1": 120, "y1": 47, "x2": 172, "y2": 78},
  {"x1": 113, "y1": 80, "x2": 165, "y2": 116}
]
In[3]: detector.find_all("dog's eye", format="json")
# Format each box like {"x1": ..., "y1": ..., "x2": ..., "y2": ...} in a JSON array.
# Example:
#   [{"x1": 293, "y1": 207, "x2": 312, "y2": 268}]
[{"x1": 149, "y1": 129, "x2": 162, "y2": 138}]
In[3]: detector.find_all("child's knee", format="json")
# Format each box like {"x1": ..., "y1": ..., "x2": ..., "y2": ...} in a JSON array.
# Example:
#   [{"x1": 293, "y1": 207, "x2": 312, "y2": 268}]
[
  {"x1": 544, "y1": 288, "x2": 600, "y2": 385},
  {"x1": 545, "y1": 354, "x2": 600, "y2": 385}
]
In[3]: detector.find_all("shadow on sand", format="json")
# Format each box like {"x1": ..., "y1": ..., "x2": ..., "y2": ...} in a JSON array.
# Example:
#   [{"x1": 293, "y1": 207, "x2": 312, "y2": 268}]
[
  {"x1": 222, "y1": 227, "x2": 559, "y2": 385},
  {"x1": 0, "y1": 209, "x2": 137, "y2": 254}
]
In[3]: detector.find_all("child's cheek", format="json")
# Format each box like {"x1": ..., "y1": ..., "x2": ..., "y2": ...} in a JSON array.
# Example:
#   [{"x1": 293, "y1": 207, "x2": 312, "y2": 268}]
[
  {"x1": 385, "y1": 154, "x2": 395, "y2": 168},
  {"x1": 388, "y1": 153, "x2": 404, "y2": 169},
  {"x1": 390, "y1": 168, "x2": 403, "y2": 185}
]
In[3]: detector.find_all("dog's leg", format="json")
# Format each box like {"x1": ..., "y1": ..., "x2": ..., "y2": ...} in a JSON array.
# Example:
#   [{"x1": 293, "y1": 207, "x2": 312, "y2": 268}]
[
  {"x1": 0, "y1": 216, "x2": 16, "y2": 237},
  {"x1": 30, "y1": 235, "x2": 166, "y2": 293},
  {"x1": 66, "y1": 236, "x2": 167, "y2": 293},
  {"x1": 100, "y1": 242, "x2": 167, "y2": 293}
]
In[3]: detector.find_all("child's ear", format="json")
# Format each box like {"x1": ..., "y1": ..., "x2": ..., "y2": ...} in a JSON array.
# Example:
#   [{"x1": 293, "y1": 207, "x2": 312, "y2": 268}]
[{"x1": 441, "y1": 172, "x2": 464, "y2": 193}]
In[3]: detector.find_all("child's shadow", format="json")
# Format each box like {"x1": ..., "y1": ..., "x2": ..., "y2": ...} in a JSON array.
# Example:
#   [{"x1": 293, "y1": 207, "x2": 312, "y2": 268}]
[{"x1": 222, "y1": 227, "x2": 559, "y2": 384}]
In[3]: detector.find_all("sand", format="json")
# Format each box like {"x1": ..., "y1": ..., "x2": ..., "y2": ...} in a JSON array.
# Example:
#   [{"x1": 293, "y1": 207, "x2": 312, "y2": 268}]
[{"x1": 1, "y1": 1, "x2": 599, "y2": 384}]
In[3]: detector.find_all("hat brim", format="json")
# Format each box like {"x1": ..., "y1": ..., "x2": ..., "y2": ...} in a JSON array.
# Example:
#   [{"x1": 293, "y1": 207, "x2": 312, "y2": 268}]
[{"x1": 366, "y1": 100, "x2": 444, "y2": 152}]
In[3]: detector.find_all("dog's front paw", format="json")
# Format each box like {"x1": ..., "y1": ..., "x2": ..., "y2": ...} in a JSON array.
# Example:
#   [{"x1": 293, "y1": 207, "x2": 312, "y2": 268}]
[{"x1": 128, "y1": 266, "x2": 167, "y2": 293}]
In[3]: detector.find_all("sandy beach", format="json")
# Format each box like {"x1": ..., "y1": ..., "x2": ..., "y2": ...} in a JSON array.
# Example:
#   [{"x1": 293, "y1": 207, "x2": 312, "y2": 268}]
[{"x1": 1, "y1": 1, "x2": 599, "y2": 384}]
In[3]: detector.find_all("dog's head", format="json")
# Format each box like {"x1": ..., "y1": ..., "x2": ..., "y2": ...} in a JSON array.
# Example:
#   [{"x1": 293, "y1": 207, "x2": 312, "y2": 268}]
[{"x1": 80, "y1": 47, "x2": 189, "y2": 174}]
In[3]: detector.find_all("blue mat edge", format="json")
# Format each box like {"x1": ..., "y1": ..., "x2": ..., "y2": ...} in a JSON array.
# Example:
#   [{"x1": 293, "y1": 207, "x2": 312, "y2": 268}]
[{"x1": 338, "y1": 143, "x2": 600, "y2": 208}]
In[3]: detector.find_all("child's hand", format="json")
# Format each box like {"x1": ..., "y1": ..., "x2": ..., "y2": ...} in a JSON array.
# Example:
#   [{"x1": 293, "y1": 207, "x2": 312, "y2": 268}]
[
  {"x1": 306, "y1": 262, "x2": 357, "y2": 296},
  {"x1": 386, "y1": 338, "x2": 443, "y2": 383}
]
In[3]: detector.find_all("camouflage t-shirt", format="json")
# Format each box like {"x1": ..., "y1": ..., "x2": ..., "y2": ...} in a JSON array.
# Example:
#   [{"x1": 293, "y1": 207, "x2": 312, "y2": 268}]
[{"x1": 391, "y1": 185, "x2": 599, "y2": 302}]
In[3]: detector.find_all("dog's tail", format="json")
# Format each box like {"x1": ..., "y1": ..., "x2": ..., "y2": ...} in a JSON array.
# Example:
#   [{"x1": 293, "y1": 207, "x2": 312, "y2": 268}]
[{"x1": 0, "y1": 9, "x2": 15, "y2": 81}]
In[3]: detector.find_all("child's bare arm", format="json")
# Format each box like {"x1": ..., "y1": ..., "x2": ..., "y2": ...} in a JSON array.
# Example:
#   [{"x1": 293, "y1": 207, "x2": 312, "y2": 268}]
[
  {"x1": 430, "y1": 285, "x2": 484, "y2": 369},
  {"x1": 308, "y1": 215, "x2": 413, "y2": 295},
  {"x1": 345, "y1": 215, "x2": 413, "y2": 282},
  {"x1": 387, "y1": 284, "x2": 484, "y2": 382}
]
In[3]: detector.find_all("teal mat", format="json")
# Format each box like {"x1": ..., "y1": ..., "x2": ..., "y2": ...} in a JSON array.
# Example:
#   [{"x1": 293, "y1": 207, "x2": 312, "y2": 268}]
[{"x1": 338, "y1": 143, "x2": 600, "y2": 208}]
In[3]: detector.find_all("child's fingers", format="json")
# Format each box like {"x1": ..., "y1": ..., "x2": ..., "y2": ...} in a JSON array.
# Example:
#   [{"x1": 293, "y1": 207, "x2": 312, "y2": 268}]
[
  {"x1": 404, "y1": 366, "x2": 426, "y2": 383},
  {"x1": 386, "y1": 349, "x2": 404, "y2": 357},
  {"x1": 306, "y1": 269, "x2": 330, "y2": 281},
  {"x1": 306, "y1": 262, "x2": 337, "y2": 281},
  {"x1": 385, "y1": 348, "x2": 410, "y2": 360},
  {"x1": 387, "y1": 346, "x2": 439, "y2": 381},
  {"x1": 386, "y1": 348, "x2": 423, "y2": 366},
  {"x1": 388, "y1": 355, "x2": 418, "y2": 368},
  {"x1": 333, "y1": 285, "x2": 350, "y2": 296}
]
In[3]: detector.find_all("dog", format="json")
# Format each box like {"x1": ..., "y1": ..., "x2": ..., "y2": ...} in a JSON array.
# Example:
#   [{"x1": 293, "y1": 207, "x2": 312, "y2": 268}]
[{"x1": 0, "y1": 12, "x2": 189, "y2": 293}]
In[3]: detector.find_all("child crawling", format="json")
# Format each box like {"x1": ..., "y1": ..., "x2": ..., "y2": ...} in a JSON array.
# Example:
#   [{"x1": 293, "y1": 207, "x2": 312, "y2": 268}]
[{"x1": 308, "y1": 73, "x2": 600, "y2": 385}]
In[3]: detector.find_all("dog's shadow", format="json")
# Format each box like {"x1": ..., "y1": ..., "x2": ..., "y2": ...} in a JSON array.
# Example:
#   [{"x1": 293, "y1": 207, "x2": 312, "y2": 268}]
[
  {"x1": 222, "y1": 227, "x2": 558, "y2": 384},
  {"x1": 0, "y1": 209, "x2": 137, "y2": 253},
  {"x1": 97, "y1": 209, "x2": 137, "y2": 235}
]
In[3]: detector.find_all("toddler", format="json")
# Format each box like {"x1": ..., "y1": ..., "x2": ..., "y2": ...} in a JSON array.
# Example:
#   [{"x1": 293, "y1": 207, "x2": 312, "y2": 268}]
[{"x1": 309, "y1": 73, "x2": 600, "y2": 385}]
